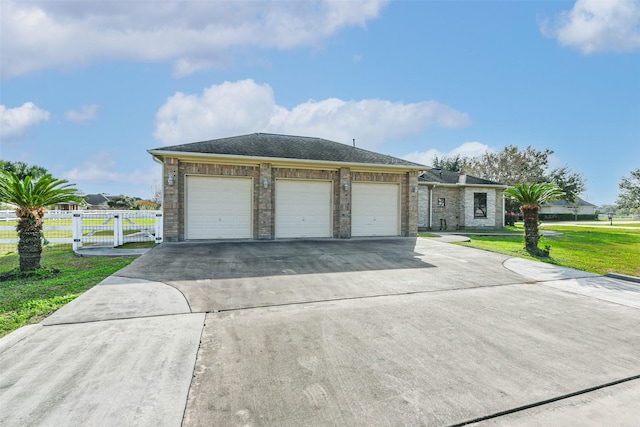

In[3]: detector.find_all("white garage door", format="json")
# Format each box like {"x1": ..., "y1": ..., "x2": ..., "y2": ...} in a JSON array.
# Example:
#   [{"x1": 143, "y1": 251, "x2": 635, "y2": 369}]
[
  {"x1": 352, "y1": 183, "x2": 400, "y2": 236},
  {"x1": 186, "y1": 176, "x2": 252, "y2": 239},
  {"x1": 275, "y1": 180, "x2": 332, "y2": 238}
]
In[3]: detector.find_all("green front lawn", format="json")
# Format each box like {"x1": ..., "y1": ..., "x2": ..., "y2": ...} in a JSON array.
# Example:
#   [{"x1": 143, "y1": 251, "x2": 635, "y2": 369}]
[
  {"x1": 0, "y1": 246, "x2": 137, "y2": 337},
  {"x1": 456, "y1": 225, "x2": 640, "y2": 277}
]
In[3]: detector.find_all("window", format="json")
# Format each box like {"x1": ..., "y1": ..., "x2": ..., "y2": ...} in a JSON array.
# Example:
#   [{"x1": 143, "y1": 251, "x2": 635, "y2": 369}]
[
  {"x1": 474, "y1": 193, "x2": 487, "y2": 218},
  {"x1": 438, "y1": 198, "x2": 445, "y2": 207}
]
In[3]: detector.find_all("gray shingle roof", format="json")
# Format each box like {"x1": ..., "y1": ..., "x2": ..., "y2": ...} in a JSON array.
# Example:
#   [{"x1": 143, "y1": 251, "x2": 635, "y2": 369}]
[
  {"x1": 84, "y1": 193, "x2": 110, "y2": 206},
  {"x1": 419, "y1": 168, "x2": 505, "y2": 186},
  {"x1": 541, "y1": 197, "x2": 595, "y2": 207},
  {"x1": 150, "y1": 133, "x2": 426, "y2": 168}
]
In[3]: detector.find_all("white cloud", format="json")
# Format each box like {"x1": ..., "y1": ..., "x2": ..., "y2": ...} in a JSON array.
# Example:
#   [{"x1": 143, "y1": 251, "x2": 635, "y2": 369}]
[
  {"x1": 1, "y1": 0, "x2": 388, "y2": 78},
  {"x1": 65, "y1": 104, "x2": 99, "y2": 123},
  {"x1": 402, "y1": 141, "x2": 494, "y2": 167},
  {"x1": 62, "y1": 151, "x2": 159, "y2": 188},
  {"x1": 540, "y1": 0, "x2": 640, "y2": 54},
  {"x1": 0, "y1": 102, "x2": 50, "y2": 141},
  {"x1": 154, "y1": 79, "x2": 471, "y2": 149}
]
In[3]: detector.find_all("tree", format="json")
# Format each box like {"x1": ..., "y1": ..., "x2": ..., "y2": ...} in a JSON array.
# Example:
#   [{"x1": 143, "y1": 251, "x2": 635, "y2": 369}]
[
  {"x1": 151, "y1": 180, "x2": 163, "y2": 208},
  {"x1": 0, "y1": 171, "x2": 82, "y2": 271},
  {"x1": 504, "y1": 182, "x2": 565, "y2": 256},
  {"x1": 596, "y1": 204, "x2": 616, "y2": 215},
  {"x1": 461, "y1": 145, "x2": 586, "y2": 213},
  {"x1": 0, "y1": 160, "x2": 48, "y2": 181},
  {"x1": 107, "y1": 194, "x2": 137, "y2": 210},
  {"x1": 135, "y1": 200, "x2": 160, "y2": 210},
  {"x1": 616, "y1": 168, "x2": 640, "y2": 211},
  {"x1": 544, "y1": 166, "x2": 585, "y2": 203},
  {"x1": 432, "y1": 154, "x2": 468, "y2": 172},
  {"x1": 463, "y1": 145, "x2": 551, "y2": 185}
]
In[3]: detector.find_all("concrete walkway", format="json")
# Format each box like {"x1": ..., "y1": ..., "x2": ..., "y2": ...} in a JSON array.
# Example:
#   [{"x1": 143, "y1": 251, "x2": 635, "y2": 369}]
[
  {"x1": 74, "y1": 246, "x2": 151, "y2": 257},
  {"x1": 1, "y1": 238, "x2": 639, "y2": 426}
]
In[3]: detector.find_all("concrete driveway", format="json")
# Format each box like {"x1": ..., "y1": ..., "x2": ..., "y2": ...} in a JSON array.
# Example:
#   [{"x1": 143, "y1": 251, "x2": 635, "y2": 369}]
[{"x1": 1, "y1": 238, "x2": 640, "y2": 426}]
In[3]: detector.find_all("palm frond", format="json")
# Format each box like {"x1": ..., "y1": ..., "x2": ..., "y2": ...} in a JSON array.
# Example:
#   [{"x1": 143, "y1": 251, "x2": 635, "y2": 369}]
[
  {"x1": 505, "y1": 182, "x2": 565, "y2": 207},
  {"x1": 0, "y1": 171, "x2": 83, "y2": 209}
]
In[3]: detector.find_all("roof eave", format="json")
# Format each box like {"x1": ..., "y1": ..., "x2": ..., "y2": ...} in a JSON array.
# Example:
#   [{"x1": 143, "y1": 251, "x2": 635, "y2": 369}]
[
  {"x1": 418, "y1": 181, "x2": 508, "y2": 189},
  {"x1": 148, "y1": 149, "x2": 426, "y2": 172}
]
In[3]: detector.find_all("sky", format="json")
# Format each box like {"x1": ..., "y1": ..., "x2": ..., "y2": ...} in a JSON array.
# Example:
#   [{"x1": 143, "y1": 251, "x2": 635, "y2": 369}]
[{"x1": 1, "y1": 0, "x2": 639, "y2": 206}]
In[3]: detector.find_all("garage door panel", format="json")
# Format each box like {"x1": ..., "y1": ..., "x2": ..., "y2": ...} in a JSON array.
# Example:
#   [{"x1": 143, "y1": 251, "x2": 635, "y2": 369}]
[
  {"x1": 352, "y1": 183, "x2": 399, "y2": 236},
  {"x1": 186, "y1": 176, "x2": 252, "y2": 239},
  {"x1": 275, "y1": 180, "x2": 332, "y2": 238}
]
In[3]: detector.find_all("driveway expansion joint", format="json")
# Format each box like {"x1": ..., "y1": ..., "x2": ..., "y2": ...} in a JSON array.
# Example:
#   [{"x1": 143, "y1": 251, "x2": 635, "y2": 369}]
[
  {"x1": 448, "y1": 374, "x2": 640, "y2": 427},
  {"x1": 605, "y1": 272, "x2": 640, "y2": 285},
  {"x1": 42, "y1": 311, "x2": 199, "y2": 327},
  {"x1": 208, "y1": 282, "x2": 529, "y2": 314}
]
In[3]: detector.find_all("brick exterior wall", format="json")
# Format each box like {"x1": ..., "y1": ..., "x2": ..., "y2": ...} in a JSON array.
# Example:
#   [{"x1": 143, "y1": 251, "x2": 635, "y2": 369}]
[
  {"x1": 162, "y1": 158, "x2": 180, "y2": 241},
  {"x1": 338, "y1": 167, "x2": 351, "y2": 238},
  {"x1": 432, "y1": 187, "x2": 462, "y2": 230},
  {"x1": 163, "y1": 159, "x2": 418, "y2": 240},
  {"x1": 258, "y1": 163, "x2": 273, "y2": 239}
]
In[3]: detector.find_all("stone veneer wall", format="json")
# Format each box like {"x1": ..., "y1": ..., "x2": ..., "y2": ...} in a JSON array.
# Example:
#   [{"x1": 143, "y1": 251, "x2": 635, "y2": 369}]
[
  {"x1": 162, "y1": 159, "x2": 418, "y2": 240},
  {"x1": 494, "y1": 189, "x2": 505, "y2": 227},
  {"x1": 418, "y1": 186, "x2": 430, "y2": 229},
  {"x1": 463, "y1": 187, "x2": 498, "y2": 228}
]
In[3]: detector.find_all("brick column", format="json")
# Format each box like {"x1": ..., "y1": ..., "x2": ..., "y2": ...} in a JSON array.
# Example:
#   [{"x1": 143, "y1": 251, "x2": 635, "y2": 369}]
[
  {"x1": 163, "y1": 158, "x2": 179, "y2": 241},
  {"x1": 407, "y1": 171, "x2": 419, "y2": 236},
  {"x1": 338, "y1": 167, "x2": 351, "y2": 238},
  {"x1": 258, "y1": 163, "x2": 273, "y2": 239}
]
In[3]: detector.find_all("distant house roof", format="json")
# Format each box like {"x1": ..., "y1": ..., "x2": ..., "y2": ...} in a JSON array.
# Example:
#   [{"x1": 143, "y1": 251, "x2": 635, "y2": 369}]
[
  {"x1": 149, "y1": 133, "x2": 426, "y2": 168},
  {"x1": 541, "y1": 197, "x2": 596, "y2": 207},
  {"x1": 84, "y1": 193, "x2": 110, "y2": 206},
  {"x1": 419, "y1": 168, "x2": 506, "y2": 186}
]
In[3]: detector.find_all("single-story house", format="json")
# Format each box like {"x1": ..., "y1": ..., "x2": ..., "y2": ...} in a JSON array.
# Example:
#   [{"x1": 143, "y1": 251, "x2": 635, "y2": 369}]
[
  {"x1": 53, "y1": 201, "x2": 84, "y2": 211},
  {"x1": 418, "y1": 169, "x2": 507, "y2": 230},
  {"x1": 148, "y1": 133, "x2": 426, "y2": 241},
  {"x1": 539, "y1": 197, "x2": 597, "y2": 220}
]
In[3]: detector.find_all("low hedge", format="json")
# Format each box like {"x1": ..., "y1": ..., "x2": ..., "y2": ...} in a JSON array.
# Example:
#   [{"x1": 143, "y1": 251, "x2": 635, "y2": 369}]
[{"x1": 538, "y1": 213, "x2": 598, "y2": 221}]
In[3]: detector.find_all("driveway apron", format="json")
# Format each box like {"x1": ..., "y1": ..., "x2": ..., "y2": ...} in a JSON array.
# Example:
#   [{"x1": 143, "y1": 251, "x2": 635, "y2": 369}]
[{"x1": 1, "y1": 238, "x2": 640, "y2": 426}]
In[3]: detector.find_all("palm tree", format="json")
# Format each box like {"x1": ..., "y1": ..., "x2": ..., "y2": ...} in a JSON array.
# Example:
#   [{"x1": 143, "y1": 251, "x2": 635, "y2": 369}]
[
  {"x1": 0, "y1": 171, "x2": 82, "y2": 271},
  {"x1": 505, "y1": 182, "x2": 565, "y2": 255}
]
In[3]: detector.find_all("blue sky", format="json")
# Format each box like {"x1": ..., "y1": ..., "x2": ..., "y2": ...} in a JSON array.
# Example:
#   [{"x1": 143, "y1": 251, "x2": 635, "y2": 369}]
[{"x1": 1, "y1": 0, "x2": 639, "y2": 205}]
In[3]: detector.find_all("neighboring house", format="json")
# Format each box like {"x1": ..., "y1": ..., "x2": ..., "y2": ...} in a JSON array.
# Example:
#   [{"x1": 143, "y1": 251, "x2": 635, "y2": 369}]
[
  {"x1": 84, "y1": 193, "x2": 111, "y2": 210},
  {"x1": 418, "y1": 169, "x2": 507, "y2": 230},
  {"x1": 539, "y1": 197, "x2": 597, "y2": 220},
  {"x1": 148, "y1": 133, "x2": 426, "y2": 241},
  {"x1": 52, "y1": 201, "x2": 84, "y2": 211}
]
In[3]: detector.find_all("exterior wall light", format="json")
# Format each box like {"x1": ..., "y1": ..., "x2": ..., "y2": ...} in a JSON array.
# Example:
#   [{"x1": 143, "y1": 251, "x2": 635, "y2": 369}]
[
  {"x1": 343, "y1": 180, "x2": 349, "y2": 191},
  {"x1": 412, "y1": 184, "x2": 418, "y2": 193},
  {"x1": 263, "y1": 178, "x2": 269, "y2": 189},
  {"x1": 167, "y1": 174, "x2": 175, "y2": 186}
]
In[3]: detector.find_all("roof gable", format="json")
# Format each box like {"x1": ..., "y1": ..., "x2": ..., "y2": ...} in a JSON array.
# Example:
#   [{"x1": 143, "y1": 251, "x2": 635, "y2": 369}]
[{"x1": 149, "y1": 133, "x2": 425, "y2": 168}]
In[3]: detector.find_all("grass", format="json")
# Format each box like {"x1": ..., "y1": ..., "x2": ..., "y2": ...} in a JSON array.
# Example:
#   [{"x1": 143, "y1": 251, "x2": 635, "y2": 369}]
[
  {"x1": 117, "y1": 241, "x2": 157, "y2": 249},
  {"x1": 457, "y1": 224, "x2": 640, "y2": 277},
  {"x1": 0, "y1": 245, "x2": 138, "y2": 337}
]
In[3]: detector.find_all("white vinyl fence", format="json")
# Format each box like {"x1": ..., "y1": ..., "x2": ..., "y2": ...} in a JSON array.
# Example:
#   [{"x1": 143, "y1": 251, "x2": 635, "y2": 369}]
[{"x1": 0, "y1": 210, "x2": 163, "y2": 252}]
